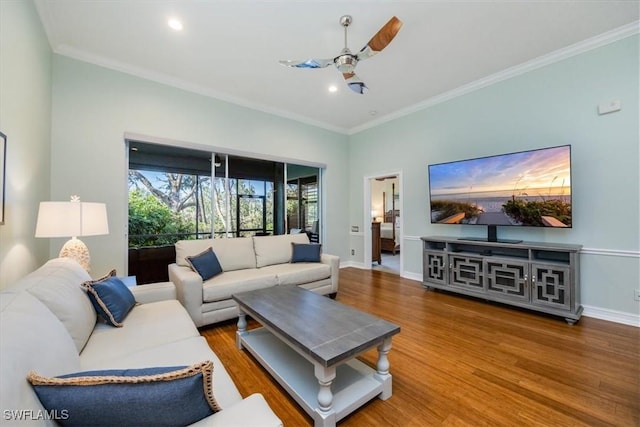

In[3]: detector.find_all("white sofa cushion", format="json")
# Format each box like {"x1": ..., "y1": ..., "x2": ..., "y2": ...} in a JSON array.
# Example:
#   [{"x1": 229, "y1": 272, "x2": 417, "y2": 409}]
[
  {"x1": 202, "y1": 269, "x2": 278, "y2": 303},
  {"x1": 0, "y1": 291, "x2": 81, "y2": 422},
  {"x1": 253, "y1": 233, "x2": 310, "y2": 268},
  {"x1": 176, "y1": 238, "x2": 256, "y2": 271},
  {"x1": 260, "y1": 263, "x2": 332, "y2": 286},
  {"x1": 80, "y1": 300, "x2": 199, "y2": 367},
  {"x1": 176, "y1": 239, "x2": 214, "y2": 267},
  {"x1": 189, "y1": 393, "x2": 283, "y2": 427},
  {"x1": 13, "y1": 258, "x2": 96, "y2": 353},
  {"x1": 129, "y1": 281, "x2": 176, "y2": 304}
]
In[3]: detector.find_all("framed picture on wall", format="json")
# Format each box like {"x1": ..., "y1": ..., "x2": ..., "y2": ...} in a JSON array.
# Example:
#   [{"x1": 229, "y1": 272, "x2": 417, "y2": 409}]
[{"x1": 0, "y1": 131, "x2": 5, "y2": 225}]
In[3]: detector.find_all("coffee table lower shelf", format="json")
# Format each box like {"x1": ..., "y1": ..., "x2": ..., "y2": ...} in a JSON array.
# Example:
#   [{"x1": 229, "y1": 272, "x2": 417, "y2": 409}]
[{"x1": 238, "y1": 327, "x2": 389, "y2": 427}]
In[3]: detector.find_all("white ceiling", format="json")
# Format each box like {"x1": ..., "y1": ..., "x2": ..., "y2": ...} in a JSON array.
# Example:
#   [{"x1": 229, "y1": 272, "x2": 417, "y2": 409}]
[{"x1": 35, "y1": 1, "x2": 639, "y2": 134}]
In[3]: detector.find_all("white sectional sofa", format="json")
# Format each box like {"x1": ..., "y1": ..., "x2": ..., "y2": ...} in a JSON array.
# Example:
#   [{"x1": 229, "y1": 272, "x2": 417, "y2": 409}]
[
  {"x1": 0, "y1": 258, "x2": 282, "y2": 426},
  {"x1": 169, "y1": 233, "x2": 339, "y2": 327}
]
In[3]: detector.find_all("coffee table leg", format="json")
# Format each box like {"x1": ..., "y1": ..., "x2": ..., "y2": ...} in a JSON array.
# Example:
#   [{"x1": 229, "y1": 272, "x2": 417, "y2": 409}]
[
  {"x1": 376, "y1": 337, "x2": 393, "y2": 400},
  {"x1": 313, "y1": 364, "x2": 336, "y2": 427},
  {"x1": 236, "y1": 311, "x2": 247, "y2": 350}
]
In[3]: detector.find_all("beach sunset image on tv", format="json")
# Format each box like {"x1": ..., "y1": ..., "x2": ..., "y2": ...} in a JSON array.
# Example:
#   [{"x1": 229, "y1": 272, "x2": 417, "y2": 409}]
[{"x1": 428, "y1": 145, "x2": 572, "y2": 227}]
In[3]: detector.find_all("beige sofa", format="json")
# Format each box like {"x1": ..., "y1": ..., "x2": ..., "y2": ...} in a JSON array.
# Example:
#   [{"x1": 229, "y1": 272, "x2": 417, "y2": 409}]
[
  {"x1": 169, "y1": 233, "x2": 339, "y2": 327},
  {"x1": 0, "y1": 258, "x2": 282, "y2": 426}
]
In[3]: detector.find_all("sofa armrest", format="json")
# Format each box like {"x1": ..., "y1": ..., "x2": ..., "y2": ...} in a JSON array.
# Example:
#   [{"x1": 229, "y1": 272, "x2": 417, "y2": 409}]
[
  {"x1": 129, "y1": 281, "x2": 176, "y2": 304},
  {"x1": 188, "y1": 393, "x2": 282, "y2": 427},
  {"x1": 321, "y1": 253, "x2": 340, "y2": 294},
  {"x1": 169, "y1": 263, "x2": 205, "y2": 327}
]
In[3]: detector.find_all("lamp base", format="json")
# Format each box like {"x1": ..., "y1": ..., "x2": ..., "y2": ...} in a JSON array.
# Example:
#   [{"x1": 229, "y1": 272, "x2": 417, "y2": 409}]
[{"x1": 59, "y1": 237, "x2": 91, "y2": 272}]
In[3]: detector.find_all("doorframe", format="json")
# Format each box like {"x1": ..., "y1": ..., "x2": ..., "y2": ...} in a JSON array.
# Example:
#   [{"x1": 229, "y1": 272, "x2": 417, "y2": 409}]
[{"x1": 363, "y1": 170, "x2": 403, "y2": 274}]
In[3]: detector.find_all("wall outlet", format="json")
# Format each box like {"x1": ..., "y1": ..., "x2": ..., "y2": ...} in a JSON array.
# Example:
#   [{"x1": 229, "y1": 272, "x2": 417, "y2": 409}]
[
  {"x1": 634, "y1": 289, "x2": 640, "y2": 301},
  {"x1": 351, "y1": 249, "x2": 355, "y2": 256},
  {"x1": 351, "y1": 225, "x2": 359, "y2": 232}
]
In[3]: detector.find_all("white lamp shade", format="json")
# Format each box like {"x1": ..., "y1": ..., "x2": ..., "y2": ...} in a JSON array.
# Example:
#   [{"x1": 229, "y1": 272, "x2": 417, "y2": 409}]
[
  {"x1": 81, "y1": 202, "x2": 109, "y2": 236},
  {"x1": 35, "y1": 201, "x2": 109, "y2": 238}
]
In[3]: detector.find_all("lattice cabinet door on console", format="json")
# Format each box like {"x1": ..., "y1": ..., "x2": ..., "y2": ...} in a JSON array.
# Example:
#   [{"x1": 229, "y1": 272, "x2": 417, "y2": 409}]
[
  {"x1": 530, "y1": 263, "x2": 571, "y2": 311},
  {"x1": 423, "y1": 250, "x2": 447, "y2": 285},
  {"x1": 421, "y1": 236, "x2": 582, "y2": 324},
  {"x1": 450, "y1": 255, "x2": 484, "y2": 291},
  {"x1": 485, "y1": 259, "x2": 529, "y2": 302}
]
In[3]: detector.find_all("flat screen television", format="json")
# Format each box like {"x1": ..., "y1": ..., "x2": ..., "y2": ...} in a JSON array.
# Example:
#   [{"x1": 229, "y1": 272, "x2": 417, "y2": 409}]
[{"x1": 428, "y1": 145, "x2": 572, "y2": 243}]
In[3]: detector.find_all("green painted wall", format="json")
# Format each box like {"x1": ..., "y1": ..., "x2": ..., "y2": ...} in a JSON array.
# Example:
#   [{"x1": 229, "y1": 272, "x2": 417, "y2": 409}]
[
  {"x1": 0, "y1": 1, "x2": 52, "y2": 289},
  {"x1": 49, "y1": 56, "x2": 349, "y2": 277},
  {"x1": 349, "y1": 35, "x2": 639, "y2": 316}
]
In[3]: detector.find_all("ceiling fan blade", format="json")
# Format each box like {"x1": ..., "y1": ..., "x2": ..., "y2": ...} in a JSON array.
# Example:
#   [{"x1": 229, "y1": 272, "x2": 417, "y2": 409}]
[
  {"x1": 357, "y1": 16, "x2": 403, "y2": 61},
  {"x1": 279, "y1": 58, "x2": 334, "y2": 69},
  {"x1": 343, "y1": 72, "x2": 368, "y2": 94}
]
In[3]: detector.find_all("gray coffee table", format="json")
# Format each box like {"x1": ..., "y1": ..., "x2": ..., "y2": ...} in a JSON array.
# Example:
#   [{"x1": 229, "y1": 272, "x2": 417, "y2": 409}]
[{"x1": 233, "y1": 286, "x2": 400, "y2": 427}]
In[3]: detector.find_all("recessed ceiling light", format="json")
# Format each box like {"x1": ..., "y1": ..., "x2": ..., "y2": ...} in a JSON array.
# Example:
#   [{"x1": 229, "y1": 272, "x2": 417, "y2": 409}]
[
  {"x1": 168, "y1": 18, "x2": 183, "y2": 31},
  {"x1": 369, "y1": 110, "x2": 378, "y2": 116},
  {"x1": 328, "y1": 85, "x2": 338, "y2": 93}
]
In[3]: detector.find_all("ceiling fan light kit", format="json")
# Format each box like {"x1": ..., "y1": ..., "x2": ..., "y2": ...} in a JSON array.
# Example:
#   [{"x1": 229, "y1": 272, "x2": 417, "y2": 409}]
[{"x1": 279, "y1": 15, "x2": 403, "y2": 94}]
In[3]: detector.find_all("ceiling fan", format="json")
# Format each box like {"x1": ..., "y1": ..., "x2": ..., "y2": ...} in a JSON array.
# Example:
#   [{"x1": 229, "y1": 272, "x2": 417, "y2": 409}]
[{"x1": 279, "y1": 15, "x2": 403, "y2": 94}]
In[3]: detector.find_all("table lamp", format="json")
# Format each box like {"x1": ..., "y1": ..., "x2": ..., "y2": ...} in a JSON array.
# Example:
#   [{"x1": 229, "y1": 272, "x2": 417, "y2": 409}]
[{"x1": 35, "y1": 196, "x2": 109, "y2": 272}]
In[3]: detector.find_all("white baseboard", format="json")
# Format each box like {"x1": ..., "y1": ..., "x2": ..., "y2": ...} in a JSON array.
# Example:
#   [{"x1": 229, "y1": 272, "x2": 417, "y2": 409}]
[
  {"x1": 340, "y1": 261, "x2": 421, "y2": 281},
  {"x1": 339, "y1": 261, "x2": 366, "y2": 269},
  {"x1": 582, "y1": 305, "x2": 640, "y2": 327},
  {"x1": 402, "y1": 271, "x2": 422, "y2": 282}
]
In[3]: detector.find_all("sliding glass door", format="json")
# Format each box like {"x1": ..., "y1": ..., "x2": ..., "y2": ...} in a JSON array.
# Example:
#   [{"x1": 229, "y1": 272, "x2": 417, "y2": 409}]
[{"x1": 127, "y1": 140, "x2": 322, "y2": 246}]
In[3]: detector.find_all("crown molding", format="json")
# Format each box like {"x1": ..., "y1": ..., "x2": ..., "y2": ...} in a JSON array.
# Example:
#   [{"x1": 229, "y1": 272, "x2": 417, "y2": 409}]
[
  {"x1": 51, "y1": 44, "x2": 349, "y2": 135},
  {"x1": 35, "y1": 0, "x2": 637, "y2": 138},
  {"x1": 36, "y1": 0, "x2": 349, "y2": 135},
  {"x1": 348, "y1": 20, "x2": 640, "y2": 135}
]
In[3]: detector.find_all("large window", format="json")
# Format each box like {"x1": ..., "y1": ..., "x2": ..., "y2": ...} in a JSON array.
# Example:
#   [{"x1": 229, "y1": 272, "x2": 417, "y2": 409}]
[
  {"x1": 128, "y1": 143, "x2": 214, "y2": 247},
  {"x1": 127, "y1": 141, "x2": 321, "y2": 248},
  {"x1": 128, "y1": 170, "x2": 212, "y2": 246}
]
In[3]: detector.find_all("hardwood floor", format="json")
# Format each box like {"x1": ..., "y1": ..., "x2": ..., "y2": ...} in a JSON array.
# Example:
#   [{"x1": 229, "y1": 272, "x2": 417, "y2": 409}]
[{"x1": 199, "y1": 268, "x2": 639, "y2": 426}]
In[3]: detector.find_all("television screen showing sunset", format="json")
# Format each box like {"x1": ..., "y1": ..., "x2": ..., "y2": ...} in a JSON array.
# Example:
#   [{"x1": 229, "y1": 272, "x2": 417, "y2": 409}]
[{"x1": 429, "y1": 145, "x2": 572, "y2": 227}]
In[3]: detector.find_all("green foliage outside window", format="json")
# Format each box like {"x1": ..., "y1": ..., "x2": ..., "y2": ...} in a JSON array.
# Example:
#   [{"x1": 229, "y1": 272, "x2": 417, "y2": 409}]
[
  {"x1": 128, "y1": 190, "x2": 193, "y2": 247},
  {"x1": 129, "y1": 171, "x2": 278, "y2": 246}
]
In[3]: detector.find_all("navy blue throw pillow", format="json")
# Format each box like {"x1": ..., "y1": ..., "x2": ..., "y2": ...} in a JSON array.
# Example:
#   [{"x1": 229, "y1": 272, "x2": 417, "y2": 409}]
[
  {"x1": 186, "y1": 247, "x2": 223, "y2": 280},
  {"x1": 27, "y1": 361, "x2": 220, "y2": 427},
  {"x1": 82, "y1": 273, "x2": 136, "y2": 327},
  {"x1": 291, "y1": 243, "x2": 322, "y2": 263}
]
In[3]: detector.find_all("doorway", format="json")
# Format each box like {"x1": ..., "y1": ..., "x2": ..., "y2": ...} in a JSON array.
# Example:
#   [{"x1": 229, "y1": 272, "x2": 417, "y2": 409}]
[{"x1": 364, "y1": 172, "x2": 403, "y2": 275}]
